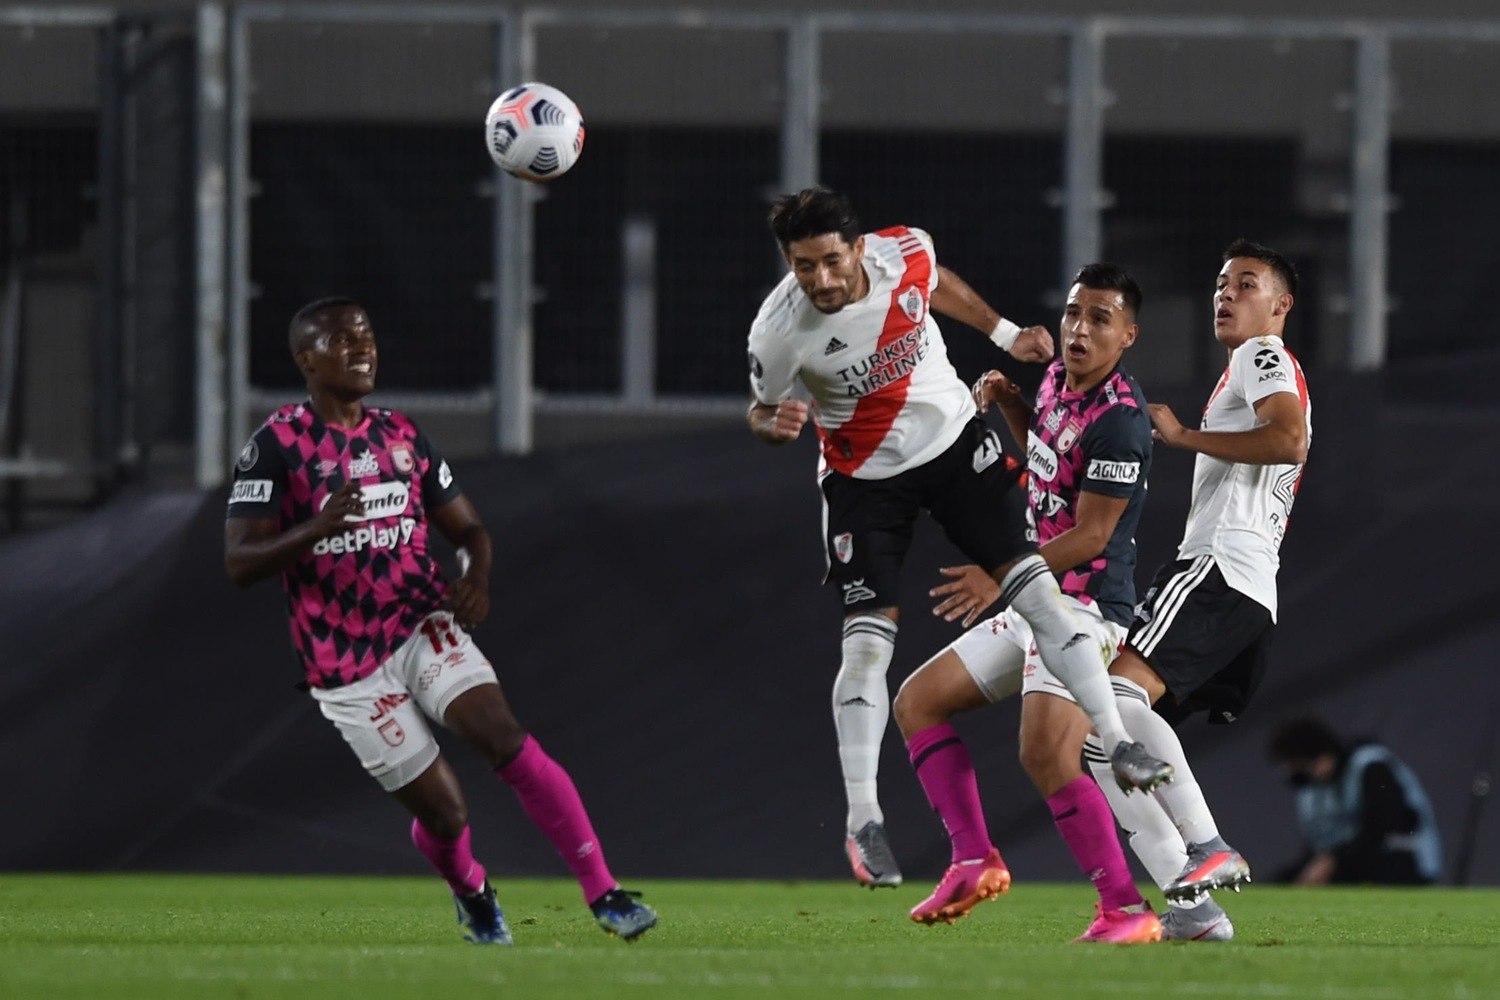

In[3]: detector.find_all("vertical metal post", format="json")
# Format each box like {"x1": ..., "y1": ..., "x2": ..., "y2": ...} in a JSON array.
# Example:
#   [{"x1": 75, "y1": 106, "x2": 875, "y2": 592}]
[
  {"x1": 194, "y1": 1, "x2": 228, "y2": 487},
  {"x1": 1348, "y1": 29, "x2": 1391, "y2": 372},
  {"x1": 95, "y1": 19, "x2": 125, "y2": 494},
  {"x1": 493, "y1": 14, "x2": 534, "y2": 454},
  {"x1": 781, "y1": 16, "x2": 820, "y2": 193},
  {"x1": 1062, "y1": 20, "x2": 1107, "y2": 288},
  {"x1": 226, "y1": 5, "x2": 251, "y2": 457},
  {"x1": 0, "y1": 197, "x2": 26, "y2": 525},
  {"x1": 620, "y1": 216, "x2": 657, "y2": 405}
]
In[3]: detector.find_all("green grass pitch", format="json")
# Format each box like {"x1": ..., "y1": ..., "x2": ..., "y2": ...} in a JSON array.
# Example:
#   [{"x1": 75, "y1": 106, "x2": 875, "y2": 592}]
[{"x1": 2, "y1": 874, "x2": 1497, "y2": 999}]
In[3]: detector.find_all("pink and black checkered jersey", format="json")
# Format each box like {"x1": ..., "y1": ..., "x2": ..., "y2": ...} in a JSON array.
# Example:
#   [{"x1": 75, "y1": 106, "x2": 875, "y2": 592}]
[
  {"x1": 1027, "y1": 358, "x2": 1152, "y2": 627},
  {"x1": 226, "y1": 402, "x2": 463, "y2": 689}
]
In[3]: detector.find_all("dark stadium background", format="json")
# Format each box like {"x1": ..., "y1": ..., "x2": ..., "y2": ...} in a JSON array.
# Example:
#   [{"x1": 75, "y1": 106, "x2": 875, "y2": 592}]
[{"x1": 1, "y1": 0, "x2": 1494, "y2": 888}]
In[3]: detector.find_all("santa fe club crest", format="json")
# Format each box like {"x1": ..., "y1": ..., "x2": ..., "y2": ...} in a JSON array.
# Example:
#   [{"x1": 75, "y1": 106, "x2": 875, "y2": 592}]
[
  {"x1": 390, "y1": 443, "x2": 415, "y2": 474},
  {"x1": 1056, "y1": 419, "x2": 1083, "y2": 453}
]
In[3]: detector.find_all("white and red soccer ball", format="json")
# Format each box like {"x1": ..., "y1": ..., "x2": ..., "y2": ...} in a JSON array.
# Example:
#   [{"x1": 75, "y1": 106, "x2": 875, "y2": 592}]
[{"x1": 484, "y1": 82, "x2": 585, "y2": 182}]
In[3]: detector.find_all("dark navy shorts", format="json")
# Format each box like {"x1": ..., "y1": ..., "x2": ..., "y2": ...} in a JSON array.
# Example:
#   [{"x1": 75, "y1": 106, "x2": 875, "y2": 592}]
[
  {"x1": 1126, "y1": 555, "x2": 1272, "y2": 725},
  {"x1": 819, "y1": 417, "x2": 1035, "y2": 614}
]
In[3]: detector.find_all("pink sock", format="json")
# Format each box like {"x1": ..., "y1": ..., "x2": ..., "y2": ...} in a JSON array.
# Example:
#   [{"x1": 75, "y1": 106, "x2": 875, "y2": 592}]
[
  {"x1": 1047, "y1": 776, "x2": 1142, "y2": 910},
  {"x1": 410, "y1": 820, "x2": 487, "y2": 895},
  {"x1": 907, "y1": 723, "x2": 994, "y2": 864},
  {"x1": 496, "y1": 735, "x2": 616, "y2": 904}
]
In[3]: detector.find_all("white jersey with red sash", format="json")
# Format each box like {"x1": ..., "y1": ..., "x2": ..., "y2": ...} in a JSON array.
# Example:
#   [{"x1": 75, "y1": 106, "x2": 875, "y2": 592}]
[
  {"x1": 747, "y1": 226, "x2": 974, "y2": 479},
  {"x1": 1177, "y1": 335, "x2": 1311, "y2": 621}
]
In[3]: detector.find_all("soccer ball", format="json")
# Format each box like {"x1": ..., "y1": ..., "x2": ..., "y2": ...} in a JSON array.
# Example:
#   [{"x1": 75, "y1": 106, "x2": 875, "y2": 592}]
[{"x1": 484, "y1": 82, "x2": 585, "y2": 182}]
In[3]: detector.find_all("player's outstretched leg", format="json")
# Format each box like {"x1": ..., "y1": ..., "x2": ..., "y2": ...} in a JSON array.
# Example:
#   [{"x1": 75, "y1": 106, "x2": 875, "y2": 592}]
[
  {"x1": 400, "y1": 760, "x2": 512, "y2": 944},
  {"x1": 1000, "y1": 557, "x2": 1172, "y2": 792},
  {"x1": 1083, "y1": 735, "x2": 1237, "y2": 940},
  {"x1": 1110, "y1": 677, "x2": 1251, "y2": 898},
  {"x1": 1018, "y1": 695, "x2": 1159, "y2": 944},
  {"x1": 905, "y1": 723, "x2": 1010, "y2": 923},
  {"x1": 445, "y1": 685, "x2": 658, "y2": 941},
  {"x1": 835, "y1": 612, "x2": 900, "y2": 887},
  {"x1": 414, "y1": 822, "x2": 513, "y2": 944},
  {"x1": 494, "y1": 734, "x2": 659, "y2": 938}
]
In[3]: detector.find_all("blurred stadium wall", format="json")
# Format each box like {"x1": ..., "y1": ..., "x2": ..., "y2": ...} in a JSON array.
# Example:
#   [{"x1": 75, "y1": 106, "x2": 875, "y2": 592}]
[
  {"x1": 3, "y1": 0, "x2": 1498, "y2": 519},
  {"x1": 0, "y1": 2, "x2": 1495, "y2": 884}
]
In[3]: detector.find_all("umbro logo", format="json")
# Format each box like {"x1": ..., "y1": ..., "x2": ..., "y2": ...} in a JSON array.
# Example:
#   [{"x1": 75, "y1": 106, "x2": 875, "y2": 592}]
[
  {"x1": 840, "y1": 696, "x2": 875, "y2": 708},
  {"x1": 824, "y1": 337, "x2": 848, "y2": 355}
]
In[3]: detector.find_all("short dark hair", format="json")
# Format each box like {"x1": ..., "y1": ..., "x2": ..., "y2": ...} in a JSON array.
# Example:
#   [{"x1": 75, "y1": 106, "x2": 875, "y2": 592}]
[
  {"x1": 1268, "y1": 717, "x2": 1343, "y2": 762},
  {"x1": 1071, "y1": 261, "x2": 1142, "y2": 319},
  {"x1": 767, "y1": 187, "x2": 860, "y2": 250},
  {"x1": 288, "y1": 296, "x2": 362, "y2": 351},
  {"x1": 1223, "y1": 239, "x2": 1298, "y2": 297}
]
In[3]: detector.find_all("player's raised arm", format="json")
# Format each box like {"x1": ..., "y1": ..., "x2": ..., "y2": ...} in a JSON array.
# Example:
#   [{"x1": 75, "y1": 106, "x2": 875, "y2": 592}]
[
  {"x1": 1148, "y1": 392, "x2": 1308, "y2": 465},
  {"x1": 930, "y1": 265, "x2": 1053, "y2": 363},
  {"x1": 972, "y1": 370, "x2": 1031, "y2": 452}
]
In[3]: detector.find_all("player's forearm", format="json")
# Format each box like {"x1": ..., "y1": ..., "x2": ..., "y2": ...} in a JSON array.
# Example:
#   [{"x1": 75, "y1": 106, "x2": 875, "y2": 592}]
[
  {"x1": 224, "y1": 522, "x2": 326, "y2": 587},
  {"x1": 998, "y1": 403, "x2": 1031, "y2": 452},
  {"x1": 1169, "y1": 422, "x2": 1307, "y2": 465},
  {"x1": 454, "y1": 524, "x2": 493, "y2": 583},
  {"x1": 1036, "y1": 490, "x2": 1123, "y2": 575},
  {"x1": 747, "y1": 402, "x2": 789, "y2": 445},
  {"x1": 1038, "y1": 527, "x2": 1107, "y2": 578},
  {"x1": 930, "y1": 266, "x2": 1001, "y2": 335}
]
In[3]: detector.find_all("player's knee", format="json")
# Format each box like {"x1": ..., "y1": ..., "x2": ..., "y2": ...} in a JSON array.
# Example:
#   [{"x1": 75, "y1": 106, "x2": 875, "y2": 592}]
[
  {"x1": 1018, "y1": 729, "x2": 1074, "y2": 790},
  {"x1": 470, "y1": 717, "x2": 526, "y2": 768},
  {"x1": 1016, "y1": 733, "x2": 1049, "y2": 783},
  {"x1": 890, "y1": 682, "x2": 921, "y2": 736},
  {"x1": 892, "y1": 675, "x2": 944, "y2": 737},
  {"x1": 415, "y1": 797, "x2": 468, "y2": 840},
  {"x1": 447, "y1": 687, "x2": 529, "y2": 767}
]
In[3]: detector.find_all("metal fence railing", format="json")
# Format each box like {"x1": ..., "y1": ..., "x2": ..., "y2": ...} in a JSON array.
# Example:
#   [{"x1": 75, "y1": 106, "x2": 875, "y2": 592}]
[{"x1": 5, "y1": 5, "x2": 1500, "y2": 498}]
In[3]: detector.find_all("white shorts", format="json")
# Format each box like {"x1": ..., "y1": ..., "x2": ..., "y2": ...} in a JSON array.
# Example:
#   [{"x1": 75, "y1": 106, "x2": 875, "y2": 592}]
[
  {"x1": 951, "y1": 595, "x2": 1126, "y2": 704},
  {"x1": 310, "y1": 612, "x2": 498, "y2": 791}
]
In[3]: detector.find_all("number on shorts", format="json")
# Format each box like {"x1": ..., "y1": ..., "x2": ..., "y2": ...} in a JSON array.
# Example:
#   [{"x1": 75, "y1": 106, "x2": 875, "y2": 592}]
[{"x1": 421, "y1": 618, "x2": 459, "y2": 654}]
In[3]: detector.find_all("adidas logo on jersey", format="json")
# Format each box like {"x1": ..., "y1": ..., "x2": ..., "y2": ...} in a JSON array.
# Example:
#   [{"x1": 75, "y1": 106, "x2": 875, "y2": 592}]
[{"x1": 824, "y1": 337, "x2": 848, "y2": 355}]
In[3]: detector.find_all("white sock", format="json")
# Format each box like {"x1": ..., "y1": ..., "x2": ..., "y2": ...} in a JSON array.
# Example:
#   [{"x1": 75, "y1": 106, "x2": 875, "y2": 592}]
[
  {"x1": 1085, "y1": 734, "x2": 1194, "y2": 907},
  {"x1": 1002, "y1": 556, "x2": 1129, "y2": 748},
  {"x1": 1112, "y1": 676, "x2": 1221, "y2": 847},
  {"x1": 835, "y1": 613, "x2": 896, "y2": 834}
]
